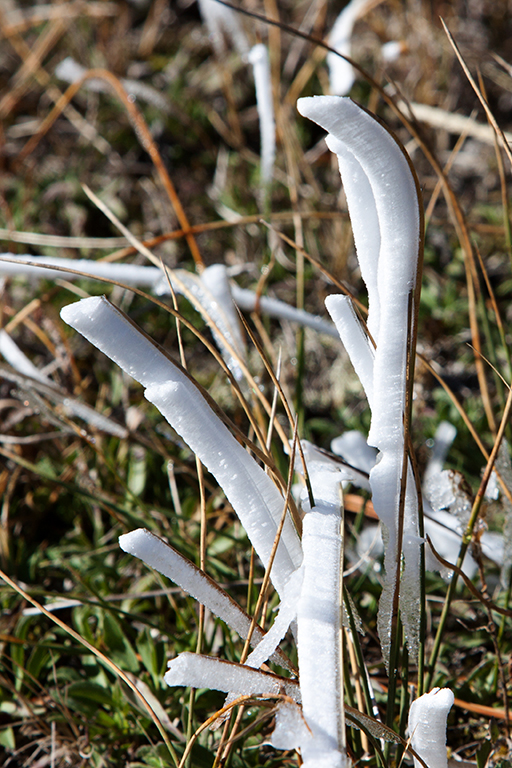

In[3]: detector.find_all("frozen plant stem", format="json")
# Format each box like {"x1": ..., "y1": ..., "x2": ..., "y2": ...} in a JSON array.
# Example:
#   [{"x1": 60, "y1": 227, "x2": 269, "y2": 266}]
[
  {"x1": 60, "y1": 296, "x2": 302, "y2": 599},
  {"x1": 298, "y1": 96, "x2": 424, "y2": 676}
]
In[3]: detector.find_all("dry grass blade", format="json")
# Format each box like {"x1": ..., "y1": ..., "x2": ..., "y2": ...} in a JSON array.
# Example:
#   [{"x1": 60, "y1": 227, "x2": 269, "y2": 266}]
[
  {"x1": 0, "y1": 569, "x2": 179, "y2": 766},
  {"x1": 14, "y1": 68, "x2": 204, "y2": 269},
  {"x1": 440, "y1": 19, "x2": 512, "y2": 170}
]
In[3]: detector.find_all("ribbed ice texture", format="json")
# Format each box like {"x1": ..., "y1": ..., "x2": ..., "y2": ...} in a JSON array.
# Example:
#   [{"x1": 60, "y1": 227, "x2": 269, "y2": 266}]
[
  {"x1": 407, "y1": 688, "x2": 454, "y2": 768},
  {"x1": 119, "y1": 529, "x2": 264, "y2": 645},
  {"x1": 297, "y1": 95, "x2": 421, "y2": 664},
  {"x1": 329, "y1": 143, "x2": 380, "y2": 339},
  {"x1": 164, "y1": 653, "x2": 299, "y2": 700},
  {"x1": 296, "y1": 464, "x2": 348, "y2": 768},
  {"x1": 248, "y1": 44, "x2": 275, "y2": 187},
  {"x1": 61, "y1": 296, "x2": 302, "y2": 598}
]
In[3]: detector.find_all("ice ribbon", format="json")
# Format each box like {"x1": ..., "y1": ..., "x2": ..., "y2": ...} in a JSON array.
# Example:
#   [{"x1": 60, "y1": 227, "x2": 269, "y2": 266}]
[
  {"x1": 61, "y1": 296, "x2": 302, "y2": 598},
  {"x1": 298, "y1": 95, "x2": 422, "y2": 663}
]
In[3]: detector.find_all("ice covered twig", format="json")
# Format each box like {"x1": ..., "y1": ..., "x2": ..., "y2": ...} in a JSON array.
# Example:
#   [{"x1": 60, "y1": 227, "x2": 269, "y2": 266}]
[
  {"x1": 298, "y1": 95, "x2": 422, "y2": 663},
  {"x1": 295, "y1": 463, "x2": 348, "y2": 768},
  {"x1": 61, "y1": 296, "x2": 302, "y2": 597},
  {"x1": 165, "y1": 653, "x2": 300, "y2": 700},
  {"x1": 120, "y1": 529, "x2": 268, "y2": 649}
]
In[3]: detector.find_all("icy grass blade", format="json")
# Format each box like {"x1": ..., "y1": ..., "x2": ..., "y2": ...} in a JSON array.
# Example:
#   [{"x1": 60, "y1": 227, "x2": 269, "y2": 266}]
[
  {"x1": 144, "y1": 379, "x2": 301, "y2": 595},
  {"x1": 119, "y1": 529, "x2": 267, "y2": 648},
  {"x1": 60, "y1": 296, "x2": 302, "y2": 597},
  {"x1": 219, "y1": 567, "x2": 303, "y2": 721},
  {"x1": 0, "y1": 254, "x2": 246, "y2": 379},
  {"x1": 297, "y1": 95, "x2": 422, "y2": 662},
  {"x1": 0, "y1": 330, "x2": 52, "y2": 386},
  {"x1": 244, "y1": 566, "x2": 303, "y2": 670},
  {"x1": 231, "y1": 284, "x2": 338, "y2": 337},
  {"x1": 248, "y1": 44, "x2": 276, "y2": 188},
  {"x1": 407, "y1": 688, "x2": 454, "y2": 768},
  {"x1": 164, "y1": 653, "x2": 300, "y2": 701},
  {"x1": 296, "y1": 465, "x2": 348, "y2": 768},
  {"x1": 0, "y1": 253, "x2": 162, "y2": 286}
]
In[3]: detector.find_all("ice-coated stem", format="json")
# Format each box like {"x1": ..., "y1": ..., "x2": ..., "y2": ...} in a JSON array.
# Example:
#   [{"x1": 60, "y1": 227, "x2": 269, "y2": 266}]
[
  {"x1": 296, "y1": 465, "x2": 347, "y2": 768},
  {"x1": 61, "y1": 296, "x2": 302, "y2": 598},
  {"x1": 119, "y1": 529, "x2": 267, "y2": 649},
  {"x1": 298, "y1": 95, "x2": 422, "y2": 664}
]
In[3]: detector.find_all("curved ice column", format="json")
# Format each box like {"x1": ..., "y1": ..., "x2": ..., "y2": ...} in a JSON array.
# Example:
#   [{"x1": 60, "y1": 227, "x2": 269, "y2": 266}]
[
  {"x1": 61, "y1": 296, "x2": 302, "y2": 597},
  {"x1": 325, "y1": 295, "x2": 374, "y2": 407},
  {"x1": 119, "y1": 528, "x2": 267, "y2": 647},
  {"x1": 169, "y1": 265, "x2": 246, "y2": 381},
  {"x1": 297, "y1": 95, "x2": 421, "y2": 663}
]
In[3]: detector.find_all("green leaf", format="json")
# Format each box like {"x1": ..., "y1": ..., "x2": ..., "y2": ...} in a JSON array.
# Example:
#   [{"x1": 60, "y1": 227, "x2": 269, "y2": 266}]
[
  {"x1": 476, "y1": 740, "x2": 493, "y2": 768},
  {"x1": 0, "y1": 726, "x2": 15, "y2": 751},
  {"x1": 103, "y1": 611, "x2": 140, "y2": 673}
]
